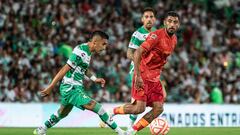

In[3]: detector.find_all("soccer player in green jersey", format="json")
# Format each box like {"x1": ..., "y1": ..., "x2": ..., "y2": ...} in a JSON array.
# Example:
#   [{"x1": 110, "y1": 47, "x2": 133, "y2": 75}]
[{"x1": 33, "y1": 31, "x2": 126, "y2": 135}]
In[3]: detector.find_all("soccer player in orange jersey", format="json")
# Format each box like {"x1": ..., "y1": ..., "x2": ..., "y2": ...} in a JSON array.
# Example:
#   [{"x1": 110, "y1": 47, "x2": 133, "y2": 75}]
[{"x1": 111, "y1": 11, "x2": 180, "y2": 135}]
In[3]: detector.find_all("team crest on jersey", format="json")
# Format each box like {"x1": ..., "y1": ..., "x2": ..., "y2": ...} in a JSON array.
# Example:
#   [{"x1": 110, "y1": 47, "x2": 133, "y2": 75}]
[{"x1": 150, "y1": 34, "x2": 157, "y2": 39}]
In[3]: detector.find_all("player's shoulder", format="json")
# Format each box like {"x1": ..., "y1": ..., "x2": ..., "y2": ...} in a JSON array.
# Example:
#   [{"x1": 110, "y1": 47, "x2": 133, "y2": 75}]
[
  {"x1": 73, "y1": 43, "x2": 90, "y2": 55},
  {"x1": 137, "y1": 26, "x2": 147, "y2": 33},
  {"x1": 75, "y1": 43, "x2": 87, "y2": 50},
  {"x1": 133, "y1": 26, "x2": 148, "y2": 35},
  {"x1": 131, "y1": 28, "x2": 141, "y2": 36}
]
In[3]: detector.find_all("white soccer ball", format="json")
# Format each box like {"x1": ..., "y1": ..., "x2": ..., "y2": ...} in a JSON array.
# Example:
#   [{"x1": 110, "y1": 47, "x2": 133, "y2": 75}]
[{"x1": 149, "y1": 117, "x2": 170, "y2": 135}]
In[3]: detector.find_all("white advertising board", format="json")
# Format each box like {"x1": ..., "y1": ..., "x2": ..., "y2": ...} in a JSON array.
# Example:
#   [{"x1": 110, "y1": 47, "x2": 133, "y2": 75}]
[{"x1": 0, "y1": 103, "x2": 239, "y2": 127}]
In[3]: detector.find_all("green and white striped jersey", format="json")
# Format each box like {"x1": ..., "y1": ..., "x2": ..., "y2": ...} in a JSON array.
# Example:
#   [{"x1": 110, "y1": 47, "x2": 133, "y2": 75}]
[
  {"x1": 128, "y1": 26, "x2": 156, "y2": 74},
  {"x1": 62, "y1": 43, "x2": 91, "y2": 86}
]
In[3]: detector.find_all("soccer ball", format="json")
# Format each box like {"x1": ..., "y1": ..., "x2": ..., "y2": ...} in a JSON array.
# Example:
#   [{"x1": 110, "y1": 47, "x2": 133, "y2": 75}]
[{"x1": 149, "y1": 117, "x2": 170, "y2": 135}]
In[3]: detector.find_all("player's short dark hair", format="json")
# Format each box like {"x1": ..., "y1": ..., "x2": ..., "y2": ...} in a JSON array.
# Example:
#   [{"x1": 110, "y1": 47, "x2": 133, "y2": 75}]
[
  {"x1": 91, "y1": 30, "x2": 109, "y2": 40},
  {"x1": 164, "y1": 11, "x2": 180, "y2": 20},
  {"x1": 142, "y1": 7, "x2": 156, "y2": 16}
]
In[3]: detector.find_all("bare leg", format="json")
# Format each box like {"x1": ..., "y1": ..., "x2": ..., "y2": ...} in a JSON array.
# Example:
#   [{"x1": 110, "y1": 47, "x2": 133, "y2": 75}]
[
  {"x1": 83, "y1": 100, "x2": 124, "y2": 134},
  {"x1": 44, "y1": 105, "x2": 73, "y2": 128},
  {"x1": 34, "y1": 104, "x2": 73, "y2": 135},
  {"x1": 113, "y1": 100, "x2": 146, "y2": 115},
  {"x1": 132, "y1": 102, "x2": 164, "y2": 131}
]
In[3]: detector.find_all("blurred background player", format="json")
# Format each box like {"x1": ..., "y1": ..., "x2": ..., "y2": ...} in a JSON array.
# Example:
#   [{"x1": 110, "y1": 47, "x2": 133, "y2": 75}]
[
  {"x1": 110, "y1": 11, "x2": 180, "y2": 135},
  {"x1": 33, "y1": 31, "x2": 126, "y2": 135}
]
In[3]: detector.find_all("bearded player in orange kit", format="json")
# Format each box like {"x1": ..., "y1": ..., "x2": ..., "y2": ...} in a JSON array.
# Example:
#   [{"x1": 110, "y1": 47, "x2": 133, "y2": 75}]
[{"x1": 110, "y1": 11, "x2": 180, "y2": 135}]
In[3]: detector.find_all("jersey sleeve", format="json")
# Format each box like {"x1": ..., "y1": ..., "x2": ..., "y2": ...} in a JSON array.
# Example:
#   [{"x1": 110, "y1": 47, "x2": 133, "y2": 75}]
[
  {"x1": 128, "y1": 31, "x2": 142, "y2": 49},
  {"x1": 67, "y1": 46, "x2": 87, "y2": 69},
  {"x1": 141, "y1": 32, "x2": 159, "y2": 53}
]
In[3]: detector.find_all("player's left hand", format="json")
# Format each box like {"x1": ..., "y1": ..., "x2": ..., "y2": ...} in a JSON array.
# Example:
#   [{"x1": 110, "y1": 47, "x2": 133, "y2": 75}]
[
  {"x1": 40, "y1": 85, "x2": 53, "y2": 97},
  {"x1": 95, "y1": 78, "x2": 106, "y2": 87}
]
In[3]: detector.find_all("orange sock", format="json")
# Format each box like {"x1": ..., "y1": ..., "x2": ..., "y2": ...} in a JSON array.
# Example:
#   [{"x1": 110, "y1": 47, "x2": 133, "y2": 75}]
[
  {"x1": 113, "y1": 106, "x2": 124, "y2": 114},
  {"x1": 132, "y1": 118, "x2": 149, "y2": 131}
]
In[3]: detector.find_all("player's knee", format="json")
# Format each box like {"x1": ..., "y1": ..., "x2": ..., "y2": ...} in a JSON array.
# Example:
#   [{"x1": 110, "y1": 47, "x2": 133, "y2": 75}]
[
  {"x1": 59, "y1": 113, "x2": 68, "y2": 118},
  {"x1": 84, "y1": 100, "x2": 97, "y2": 110},
  {"x1": 57, "y1": 110, "x2": 69, "y2": 119}
]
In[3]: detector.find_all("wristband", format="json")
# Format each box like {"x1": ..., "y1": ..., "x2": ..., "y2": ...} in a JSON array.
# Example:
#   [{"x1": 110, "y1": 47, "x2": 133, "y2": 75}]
[{"x1": 90, "y1": 75, "x2": 97, "y2": 81}]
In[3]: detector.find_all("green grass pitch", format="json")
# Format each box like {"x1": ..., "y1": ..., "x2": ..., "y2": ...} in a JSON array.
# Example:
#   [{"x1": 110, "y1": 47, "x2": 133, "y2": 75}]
[{"x1": 0, "y1": 127, "x2": 239, "y2": 135}]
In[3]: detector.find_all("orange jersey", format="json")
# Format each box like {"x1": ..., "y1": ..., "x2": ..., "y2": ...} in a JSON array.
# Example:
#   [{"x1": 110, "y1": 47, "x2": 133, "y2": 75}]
[{"x1": 139, "y1": 28, "x2": 177, "y2": 82}]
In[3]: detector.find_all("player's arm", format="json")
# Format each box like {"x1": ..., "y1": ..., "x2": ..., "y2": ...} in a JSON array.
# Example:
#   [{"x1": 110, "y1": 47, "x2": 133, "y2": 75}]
[
  {"x1": 127, "y1": 48, "x2": 135, "y2": 61},
  {"x1": 41, "y1": 64, "x2": 71, "y2": 96},
  {"x1": 134, "y1": 32, "x2": 158, "y2": 90},
  {"x1": 127, "y1": 31, "x2": 140, "y2": 60},
  {"x1": 85, "y1": 69, "x2": 105, "y2": 87},
  {"x1": 133, "y1": 46, "x2": 146, "y2": 90}
]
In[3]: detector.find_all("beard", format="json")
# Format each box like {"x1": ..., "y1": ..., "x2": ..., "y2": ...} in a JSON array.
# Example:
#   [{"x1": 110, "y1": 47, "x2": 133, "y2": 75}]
[
  {"x1": 167, "y1": 28, "x2": 175, "y2": 36},
  {"x1": 145, "y1": 23, "x2": 153, "y2": 30}
]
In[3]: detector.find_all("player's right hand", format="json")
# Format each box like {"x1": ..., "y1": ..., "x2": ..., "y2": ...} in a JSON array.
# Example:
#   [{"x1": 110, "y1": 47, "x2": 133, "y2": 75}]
[
  {"x1": 135, "y1": 75, "x2": 144, "y2": 90},
  {"x1": 40, "y1": 86, "x2": 53, "y2": 97},
  {"x1": 94, "y1": 78, "x2": 106, "y2": 87}
]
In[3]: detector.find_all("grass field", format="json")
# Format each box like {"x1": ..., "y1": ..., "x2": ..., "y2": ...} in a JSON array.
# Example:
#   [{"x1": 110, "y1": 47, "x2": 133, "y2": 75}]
[{"x1": 0, "y1": 127, "x2": 239, "y2": 135}]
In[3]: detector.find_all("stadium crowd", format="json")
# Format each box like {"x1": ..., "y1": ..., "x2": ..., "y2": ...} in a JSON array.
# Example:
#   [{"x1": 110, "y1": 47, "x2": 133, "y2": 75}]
[{"x1": 0, "y1": 0, "x2": 240, "y2": 104}]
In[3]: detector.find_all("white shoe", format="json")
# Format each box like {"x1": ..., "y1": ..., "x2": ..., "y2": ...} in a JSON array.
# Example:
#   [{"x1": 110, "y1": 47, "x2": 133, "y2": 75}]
[{"x1": 33, "y1": 127, "x2": 47, "y2": 135}]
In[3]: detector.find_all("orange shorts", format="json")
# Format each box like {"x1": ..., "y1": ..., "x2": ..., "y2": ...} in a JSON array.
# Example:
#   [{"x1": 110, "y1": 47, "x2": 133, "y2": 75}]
[{"x1": 131, "y1": 79, "x2": 164, "y2": 107}]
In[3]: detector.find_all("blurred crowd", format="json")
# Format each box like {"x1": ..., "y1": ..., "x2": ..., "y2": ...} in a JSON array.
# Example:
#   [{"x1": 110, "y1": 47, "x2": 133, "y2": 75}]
[{"x1": 0, "y1": 0, "x2": 240, "y2": 104}]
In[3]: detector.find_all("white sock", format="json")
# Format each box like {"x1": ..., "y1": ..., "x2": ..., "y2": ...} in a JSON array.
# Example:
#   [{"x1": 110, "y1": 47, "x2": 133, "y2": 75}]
[
  {"x1": 109, "y1": 109, "x2": 114, "y2": 115},
  {"x1": 41, "y1": 124, "x2": 47, "y2": 130},
  {"x1": 129, "y1": 119, "x2": 134, "y2": 128}
]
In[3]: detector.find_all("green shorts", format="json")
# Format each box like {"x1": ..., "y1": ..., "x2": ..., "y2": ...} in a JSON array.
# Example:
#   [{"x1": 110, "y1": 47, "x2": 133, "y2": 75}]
[{"x1": 59, "y1": 83, "x2": 92, "y2": 110}]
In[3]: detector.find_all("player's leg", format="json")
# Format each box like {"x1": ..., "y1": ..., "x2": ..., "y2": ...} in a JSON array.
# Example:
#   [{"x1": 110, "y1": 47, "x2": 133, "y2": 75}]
[
  {"x1": 34, "y1": 84, "x2": 74, "y2": 135},
  {"x1": 128, "y1": 99, "x2": 138, "y2": 130},
  {"x1": 83, "y1": 100, "x2": 126, "y2": 135},
  {"x1": 44, "y1": 104, "x2": 73, "y2": 128},
  {"x1": 33, "y1": 104, "x2": 73, "y2": 135},
  {"x1": 112, "y1": 77, "x2": 146, "y2": 116},
  {"x1": 128, "y1": 81, "x2": 164, "y2": 134},
  {"x1": 113, "y1": 100, "x2": 146, "y2": 115},
  {"x1": 99, "y1": 99, "x2": 145, "y2": 130},
  {"x1": 128, "y1": 72, "x2": 138, "y2": 128},
  {"x1": 127, "y1": 102, "x2": 163, "y2": 135},
  {"x1": 135, "y1": 102, "x2": 163, "y2": 131},
  {"x1": 42, "y1": 84, "x2": 74, "y2": 129},
  {"x1": 69, "y1": 86, "x2": 125, "y2": 134}
]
